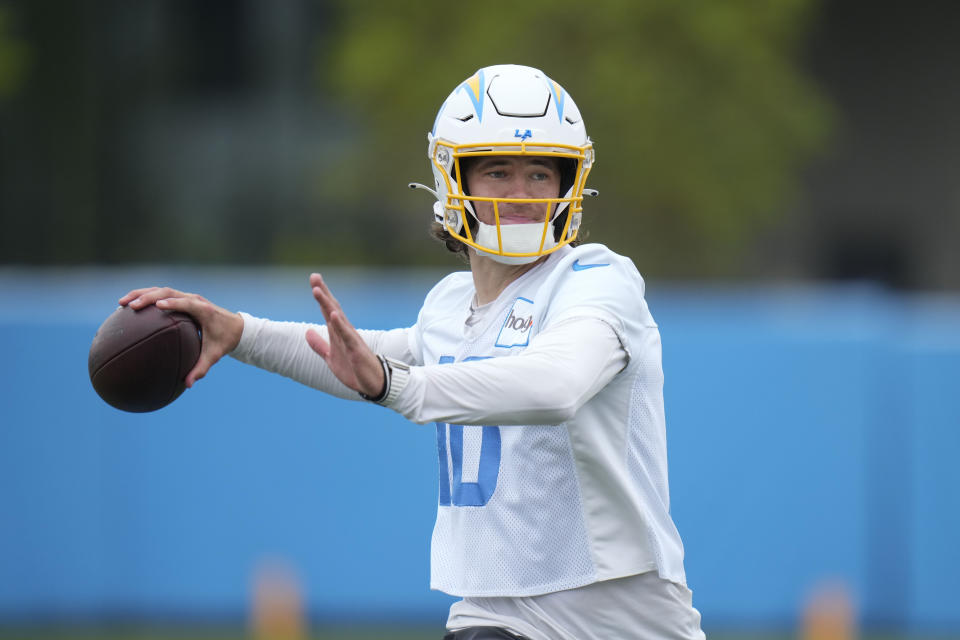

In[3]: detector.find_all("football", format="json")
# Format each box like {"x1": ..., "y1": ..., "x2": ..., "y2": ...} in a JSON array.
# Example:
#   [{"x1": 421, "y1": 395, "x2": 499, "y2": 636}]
[{"x1": 88, "y1": 304, "x2": 202, "y2": 412}]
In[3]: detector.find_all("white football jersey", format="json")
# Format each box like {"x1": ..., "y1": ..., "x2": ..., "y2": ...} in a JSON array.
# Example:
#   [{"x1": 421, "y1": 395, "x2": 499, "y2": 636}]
[{"x1": 407, "y1": 243, "x2": 687, "y2": 597}]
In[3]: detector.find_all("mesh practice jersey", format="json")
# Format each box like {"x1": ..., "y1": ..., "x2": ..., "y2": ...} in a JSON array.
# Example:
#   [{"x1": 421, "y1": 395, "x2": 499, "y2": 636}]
[
  {"x1": 230, "y1": 242, "x2": 688, "y2": 599},
  {"x1": 397, "y1": 243, "x2": 687, "y2": 597}
]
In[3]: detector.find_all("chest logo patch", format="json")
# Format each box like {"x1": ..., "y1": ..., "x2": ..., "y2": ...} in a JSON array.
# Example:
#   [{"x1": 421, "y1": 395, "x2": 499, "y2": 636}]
[{"x1": 495, "y1": 297, "x2": 535, "y2": 348}]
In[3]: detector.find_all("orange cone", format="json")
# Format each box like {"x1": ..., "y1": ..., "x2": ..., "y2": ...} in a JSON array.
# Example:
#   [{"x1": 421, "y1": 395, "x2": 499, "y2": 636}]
[
  {"x1": 251, "y1": 559, "x2": 306, "y2": 640},
  {"x1": 802, "y1": 581, "x2": 857, "y2": 640}
]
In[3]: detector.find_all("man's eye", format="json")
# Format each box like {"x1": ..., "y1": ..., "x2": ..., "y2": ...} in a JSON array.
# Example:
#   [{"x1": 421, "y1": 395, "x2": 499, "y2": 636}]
[{"x1": 487, "y1": 170, "x2": 506, "y2": 179}]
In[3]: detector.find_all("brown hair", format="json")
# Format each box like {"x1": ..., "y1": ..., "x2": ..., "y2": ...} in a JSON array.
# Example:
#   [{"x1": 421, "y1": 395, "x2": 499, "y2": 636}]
[{"x1": 430, "y1": 221, "x2": 472, "y2": 262}]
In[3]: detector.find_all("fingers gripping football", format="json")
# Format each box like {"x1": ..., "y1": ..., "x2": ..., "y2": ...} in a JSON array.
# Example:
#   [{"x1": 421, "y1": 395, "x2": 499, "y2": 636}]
[
  {"x1": 306, "y1": 273, "x2": 385, "y2": 398},
  {"x1": 119, "y1": 287, "x2": 244, "y2": 387}
]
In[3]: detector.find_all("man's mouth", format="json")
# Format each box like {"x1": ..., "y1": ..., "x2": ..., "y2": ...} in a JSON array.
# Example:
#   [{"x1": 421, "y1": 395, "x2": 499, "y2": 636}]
[
  {"x1": 499, "y1": 215, "x2": 540, "y2": 224},
  {"x1": 496, "y1": 208, "x2": 549, "y2": 225}
]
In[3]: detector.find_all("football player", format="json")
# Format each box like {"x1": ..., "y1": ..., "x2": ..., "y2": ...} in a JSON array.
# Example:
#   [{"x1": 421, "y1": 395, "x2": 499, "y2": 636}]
[{"x1": 121, "y1": 64, "x2": 706, "y2": 640}]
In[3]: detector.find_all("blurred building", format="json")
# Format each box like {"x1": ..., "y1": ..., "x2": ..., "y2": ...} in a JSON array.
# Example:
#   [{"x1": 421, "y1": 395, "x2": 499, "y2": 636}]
[
  {"x1": 1, "y1": 0, "x2": 337, "y2": 265},
  {"x1": 774, "y1": 0, "x2": 960, "y2": 290}
]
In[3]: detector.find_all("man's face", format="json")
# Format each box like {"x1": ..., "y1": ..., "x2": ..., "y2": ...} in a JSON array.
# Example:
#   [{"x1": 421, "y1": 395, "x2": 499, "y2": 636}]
[{"x1": 463, "y1": 156, "x2": 562, "y2": 226}]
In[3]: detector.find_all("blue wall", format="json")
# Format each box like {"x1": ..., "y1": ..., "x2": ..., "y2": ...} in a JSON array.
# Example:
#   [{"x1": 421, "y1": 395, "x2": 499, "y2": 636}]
[{"x1": 1, "y1": 268, "x2": 958, "y2": 632}]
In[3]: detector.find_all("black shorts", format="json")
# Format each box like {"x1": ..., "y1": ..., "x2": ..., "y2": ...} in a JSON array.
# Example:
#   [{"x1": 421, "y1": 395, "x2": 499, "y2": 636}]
[{"x1": 443, "y1": 627, "x2": 528, "y2": 640}]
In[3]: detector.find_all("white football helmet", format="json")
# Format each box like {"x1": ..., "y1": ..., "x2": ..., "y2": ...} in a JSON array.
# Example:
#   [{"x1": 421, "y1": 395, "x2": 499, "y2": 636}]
[{"x1": 411, "y1": 64, "x2": 595, "y2": 264}]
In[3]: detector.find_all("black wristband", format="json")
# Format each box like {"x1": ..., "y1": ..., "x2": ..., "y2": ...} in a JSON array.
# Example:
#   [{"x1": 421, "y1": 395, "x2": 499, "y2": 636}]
[{"x1": 359, "y1": 355, "x2": 390, "y2": 403}]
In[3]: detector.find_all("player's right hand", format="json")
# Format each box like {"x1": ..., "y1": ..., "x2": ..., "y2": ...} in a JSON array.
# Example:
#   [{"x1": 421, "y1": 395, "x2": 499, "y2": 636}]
[{"x1": 119, "y1": 287, "x2": 244, "y2": 387}]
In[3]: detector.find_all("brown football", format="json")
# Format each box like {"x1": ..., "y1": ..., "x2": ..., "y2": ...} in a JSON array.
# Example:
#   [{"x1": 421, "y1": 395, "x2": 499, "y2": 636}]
[{"x1": 88, "y1": 304, "x2": 201, "y2": 413}]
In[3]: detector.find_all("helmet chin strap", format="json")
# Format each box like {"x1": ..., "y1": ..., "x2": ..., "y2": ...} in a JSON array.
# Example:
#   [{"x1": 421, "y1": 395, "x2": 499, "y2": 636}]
[{"x1": 473, "y1": 221, "x2": 557, "y2": 265}]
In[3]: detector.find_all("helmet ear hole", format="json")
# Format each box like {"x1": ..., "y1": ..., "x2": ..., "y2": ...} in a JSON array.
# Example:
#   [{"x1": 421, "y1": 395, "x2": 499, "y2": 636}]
[{"x1": 444, "y1": 208, "x2": 462, "y2": 232}]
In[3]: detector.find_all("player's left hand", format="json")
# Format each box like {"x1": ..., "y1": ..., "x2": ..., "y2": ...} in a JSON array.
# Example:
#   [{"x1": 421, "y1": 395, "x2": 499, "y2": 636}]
[{"x1": 305, "y1": 273, "x2": 385, "y2": 398}]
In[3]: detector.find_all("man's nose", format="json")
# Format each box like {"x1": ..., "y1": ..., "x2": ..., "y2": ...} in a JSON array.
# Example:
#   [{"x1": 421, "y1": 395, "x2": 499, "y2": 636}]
[{"x1": 504, "y1": 175, "x2": 535, "y2": 199}]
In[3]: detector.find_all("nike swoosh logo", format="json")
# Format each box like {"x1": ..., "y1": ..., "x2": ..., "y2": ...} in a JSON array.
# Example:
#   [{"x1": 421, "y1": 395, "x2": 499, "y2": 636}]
[{"x1": 572, "y1": 259, "x2": 610, "y2": 271}]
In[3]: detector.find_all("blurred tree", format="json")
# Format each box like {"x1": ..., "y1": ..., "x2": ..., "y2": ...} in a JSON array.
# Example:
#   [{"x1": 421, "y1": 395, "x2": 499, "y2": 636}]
[
  {"x1": 0, "y1": 2, "x2": 104, "y2": 265},
  {"x1": 318, "y1": 0, "x2": 832, "y2": 275},
  {"x1": 0, "y1": 5, "x2": 27, "y2": 101}
]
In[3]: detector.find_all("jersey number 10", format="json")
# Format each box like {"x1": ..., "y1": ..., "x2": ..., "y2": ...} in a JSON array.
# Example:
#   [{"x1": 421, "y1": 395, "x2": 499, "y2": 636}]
[{"x1": 436, "y1": 356, "x2": 502, "y2": 507}]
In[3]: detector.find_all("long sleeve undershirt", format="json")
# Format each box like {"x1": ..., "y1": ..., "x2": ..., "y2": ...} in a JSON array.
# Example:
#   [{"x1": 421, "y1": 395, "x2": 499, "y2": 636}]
[{"x1": 231, "y1": 312, "x2": 628, "y2": 426}]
